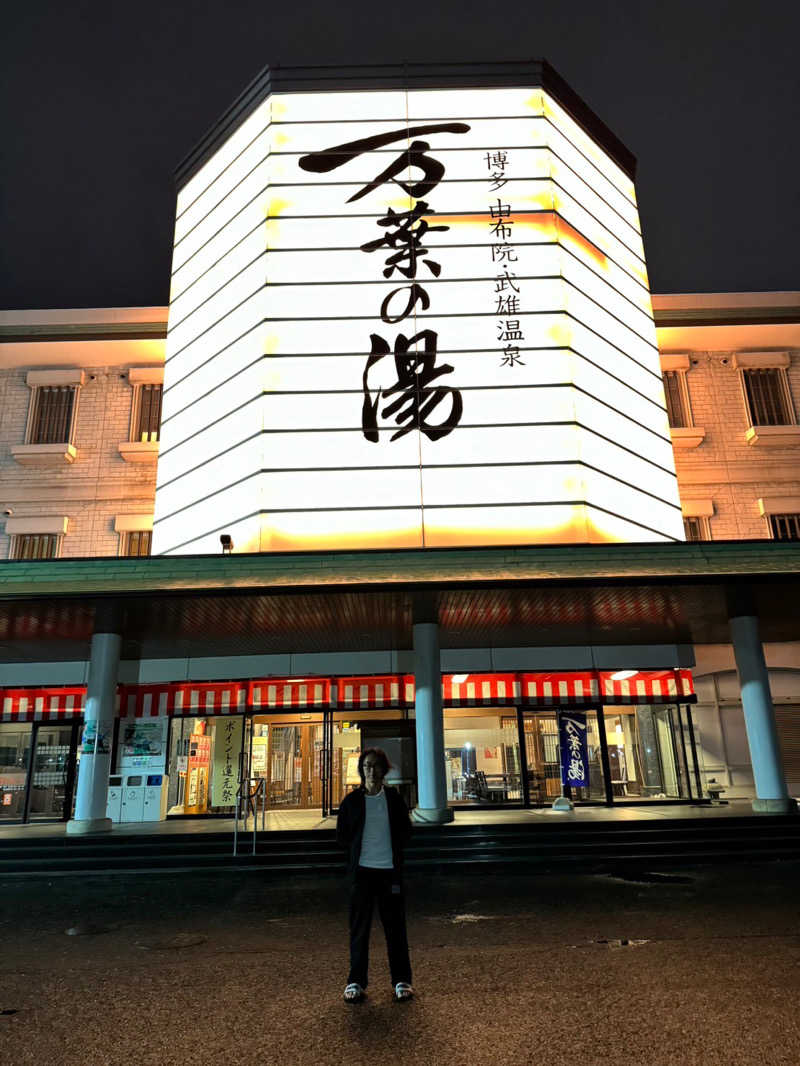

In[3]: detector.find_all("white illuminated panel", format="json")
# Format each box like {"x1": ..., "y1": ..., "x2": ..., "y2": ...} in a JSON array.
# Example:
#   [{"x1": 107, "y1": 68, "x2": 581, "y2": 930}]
[{"x1": 153, "y1": 84, "x2": 683, "y2": 554}]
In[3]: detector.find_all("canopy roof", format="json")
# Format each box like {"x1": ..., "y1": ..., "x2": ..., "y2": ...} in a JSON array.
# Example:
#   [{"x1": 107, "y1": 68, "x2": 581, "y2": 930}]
[{"x1": 0, "y1": 542, "x2": 797, "y2": 664}]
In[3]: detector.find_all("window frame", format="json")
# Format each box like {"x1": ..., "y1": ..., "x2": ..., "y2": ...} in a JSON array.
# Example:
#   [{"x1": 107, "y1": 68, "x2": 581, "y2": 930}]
[
  {"x1": 767, "y1": 514, "x2": 800, "y2": 541},
  {"x1": 740, "y1": 366, "x2": 795, "y2": 428},
  {"x1": 11, "y1": 533, "x2": 62, "y2": 560},
  {"x1": 25, "y1": 385, "x2": 80, "y2": 446},
  {"x1": 123, "y1": 529, "x2": 153, "y2": 557},
  {"x1": 662, "y1": 369, "x2": 692, "y2": 429},
  {"x1": 682, "y1": 516, "x2": 709, "y2": 542},
  {"x1": 130, "y1": 383, "x2": 163, "y2": 443}
]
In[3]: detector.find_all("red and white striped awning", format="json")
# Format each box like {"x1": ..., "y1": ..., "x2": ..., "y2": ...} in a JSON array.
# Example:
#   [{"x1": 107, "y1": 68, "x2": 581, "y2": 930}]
[
  {"x1": 337, "y1": 675, "x2": 414, "y2": 709},
  {"x1": 118, "y1": 678, "x2": 332, "y2": 717},
  {"x1": 119, "y1": 681, "x2": 247, "y2": 718},
  {"x1": 444, "y1": 673, "x2": 527, "y2": 705},
  {"x1": 342, "y1": 670, "x2": 695, "y2": 708},
  {"x1": 1, "y1": 669, "x2": 695, "y2": 723},
  {"x1": 0, "y1": 687, "x2": 86, "y2": 722},
  {"x1": 598, "y1": 669, "x2": 694, "y2": 704},
  {"x1": 248, "y1": 678, "x2": 331, "y2": 710}
]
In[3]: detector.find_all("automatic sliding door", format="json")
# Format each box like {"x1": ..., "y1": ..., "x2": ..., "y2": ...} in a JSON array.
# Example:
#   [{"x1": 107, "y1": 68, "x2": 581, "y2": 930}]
[{"x1": 604, "y1": 705, "x2": 694, "y2": 800}]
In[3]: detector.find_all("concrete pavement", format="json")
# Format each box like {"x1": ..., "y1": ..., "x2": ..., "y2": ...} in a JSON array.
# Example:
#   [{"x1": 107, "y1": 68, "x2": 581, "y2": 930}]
[{"x1": 0, "y1": 860, "x2": 798, "y2": 1065}]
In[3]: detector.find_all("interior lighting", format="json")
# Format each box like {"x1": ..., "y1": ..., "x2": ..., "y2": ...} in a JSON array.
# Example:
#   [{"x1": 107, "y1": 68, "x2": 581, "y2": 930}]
[{"x1": 610, "y1": 670, "x2": 638, "y2": 681}]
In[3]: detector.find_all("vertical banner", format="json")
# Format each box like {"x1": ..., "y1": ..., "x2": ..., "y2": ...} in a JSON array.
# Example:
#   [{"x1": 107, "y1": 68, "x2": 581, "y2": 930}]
[
  {"x1": 211, "y1": 718, "x2": 243, "y2": 807},
  {"x1": 185, "y1": 731, "x2": 211, "y2": 814},
  {"x1": 558, "y1": 711, "x2": 589, "y2": 788}
]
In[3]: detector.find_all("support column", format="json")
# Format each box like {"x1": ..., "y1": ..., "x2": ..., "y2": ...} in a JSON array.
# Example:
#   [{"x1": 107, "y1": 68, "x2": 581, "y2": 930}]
[
  {"x1": 411, "y1": 620, "x2": 453, "y2": 824},
  {"x1": 729, "y1": 610, "x2": 796, "y2": 814},
  {"x1": 66, "y1": 627, "x2": 122, "y2": 835}
]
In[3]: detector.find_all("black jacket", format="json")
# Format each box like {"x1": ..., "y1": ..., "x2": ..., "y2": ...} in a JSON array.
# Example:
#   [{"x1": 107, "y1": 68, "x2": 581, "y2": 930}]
[{"x1": 336, "y1": 785, "x2": 412, "y2": 877}]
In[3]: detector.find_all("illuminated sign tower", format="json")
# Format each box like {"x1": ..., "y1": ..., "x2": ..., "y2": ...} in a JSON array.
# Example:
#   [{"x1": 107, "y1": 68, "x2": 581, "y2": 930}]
[{"x1": 153, "y1": 61, "x2": 683, "y2": 554}]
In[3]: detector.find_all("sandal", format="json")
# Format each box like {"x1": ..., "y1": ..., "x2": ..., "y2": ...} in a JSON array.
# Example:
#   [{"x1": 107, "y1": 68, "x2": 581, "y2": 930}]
[
  {"x1": 344, "y1": 983, "x2": 365, "y2": 1003},
  {"x1": 394, "y1": 982, "x2": 414, "y2": 1001}
]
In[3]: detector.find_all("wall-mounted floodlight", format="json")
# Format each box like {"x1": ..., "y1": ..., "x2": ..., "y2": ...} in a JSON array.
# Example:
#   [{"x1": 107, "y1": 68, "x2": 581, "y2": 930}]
[{"x1": 220, "y1": 534, "x2": 234, "y2": 555}]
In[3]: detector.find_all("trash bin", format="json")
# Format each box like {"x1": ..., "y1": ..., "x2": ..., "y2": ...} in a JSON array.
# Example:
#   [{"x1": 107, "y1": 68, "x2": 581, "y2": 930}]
[
  {"x1": 120, "y1": 775, "x2": 145, "y2": 821},
  {"x1": 106, "y1": 776, "x2": 123, "y2": 823},
  {"x1": 142, "y1": 774, "x2": 169, "y2": 822}
]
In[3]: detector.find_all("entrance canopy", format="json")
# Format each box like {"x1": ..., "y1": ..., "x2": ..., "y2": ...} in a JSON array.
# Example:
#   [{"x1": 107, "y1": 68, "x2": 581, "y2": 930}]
[{"x1": 0, "y1": 541, "x2": 797, "y2": 664}]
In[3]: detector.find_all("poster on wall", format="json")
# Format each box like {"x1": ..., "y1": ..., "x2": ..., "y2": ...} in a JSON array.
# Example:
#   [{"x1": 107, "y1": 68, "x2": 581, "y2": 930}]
[
  {"x1": 122, "y1": 721, "x2": 164, "y2": 757},
  {"x1": 81, "y1": 721, "x2": 110, "y2": 756},
  {"x1": 184, "y1": 733, "x2": 211, "y2": 814},
  {"x1": 251, "y1": 734, "x2": 268, "y2": 775}
]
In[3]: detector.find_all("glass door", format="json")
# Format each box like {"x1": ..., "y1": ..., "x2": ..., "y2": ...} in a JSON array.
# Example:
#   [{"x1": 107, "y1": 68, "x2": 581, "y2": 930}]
[
  {"x1": 27, "y1": 722, "x2": 78, "y2": 821},
  {"x1": 267, "y1": 725, "x2": 302, "y2": 807},
  {"x1": 521, "y1": 709, "x2": 606, "y2": 805},
  {"x1": 259, "y1": 723, "x2": 324, "y2": 809},
  {"x1": 0, "y1": 723, "x2": 32, "y2": 822},
  {"x1": 602, "y1": 705, "x2": 691, "y2": 800}
]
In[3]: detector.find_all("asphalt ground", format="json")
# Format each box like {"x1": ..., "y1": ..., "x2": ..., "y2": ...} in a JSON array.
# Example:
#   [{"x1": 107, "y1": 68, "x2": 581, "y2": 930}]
[{"x1": 0, "y1": 861, "x2": 798, "y2": 1066}]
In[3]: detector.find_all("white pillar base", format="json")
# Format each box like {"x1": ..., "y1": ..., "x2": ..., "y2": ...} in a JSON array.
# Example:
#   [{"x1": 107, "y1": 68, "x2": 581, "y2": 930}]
[
  {"x1": 752, "y1": 797, "x2": 797, "y2": 814},
  {"x1": 551, "y1": 796, "x2": 575, "y2": 812},
  {"x1": 411, "y1": 806, "x2": 454, "y2": 825},
  {"x1": 66, "y1": 817, "x2": 113, "y2": 835}
]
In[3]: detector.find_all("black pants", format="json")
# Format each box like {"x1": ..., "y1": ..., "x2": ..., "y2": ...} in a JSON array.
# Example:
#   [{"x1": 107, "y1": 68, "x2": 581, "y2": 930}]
[{"x1": 347, "y1": 866, "x2": 412, "y2": 989}]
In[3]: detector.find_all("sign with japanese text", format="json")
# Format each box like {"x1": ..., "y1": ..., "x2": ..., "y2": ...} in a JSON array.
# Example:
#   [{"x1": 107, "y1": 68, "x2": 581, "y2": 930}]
[
  {"x1": 211, "y1": 717, "x2": 243, "y2": 808},
  {"x1": 558, "y1": 711, "x2": 589, "y2": 789},
  {"x1": 154, "y1": 85, "x2": 683, "y2": 555}
]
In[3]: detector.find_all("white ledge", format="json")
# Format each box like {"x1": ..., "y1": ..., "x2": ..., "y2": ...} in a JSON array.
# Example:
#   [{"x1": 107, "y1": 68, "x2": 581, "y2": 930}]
[
  {"x1": 670, "y1": 427, "x2": 706, "y2": 449},
  {"x1": 5, "y1": 515, "x2": 69, "y2": 536},
  {"x1": 26, "y1": 369, "x2": 85, "y2": 388},
  {"x1": 128, "y1": 367, "x2": 164, "y2": 385},
  {"x1": 118, "y1": 441, "x2": 160, "y2": 463},
  {"x1": 731, "y1": 351, "x2": 790, "y2": 370},
  {"x1": 11, "y1": 442, "x2": 77, "y2": 466},
  {"x1": 681, "y1": 498, "x2": 715, "y2": 518},
  {"x1": 114, "y1": 513, "x2": 154, "y2": 533},
  {"x1": 758, "y1": 495, "x2": 800, "y2": 516},
  {"x1": 660, "y1": 353, "x2": 691, "y2": 372},
  {"x1": 745, "y1": 425, "x2": 800, "y2": 447}
]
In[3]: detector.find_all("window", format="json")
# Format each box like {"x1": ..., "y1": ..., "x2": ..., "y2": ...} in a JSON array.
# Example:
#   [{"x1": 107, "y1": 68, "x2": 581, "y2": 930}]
[
  {"x1": 742, "y1": 368, "x2": 793, "y2": 426},
  {"x1": 133, "y1": 384, "x2": 162, "y2": 442},
  {"x1": 12, "y1": 534, "x2": 60, "y2": 560},
  {"x1": 768, "y1": 514, "x2": 800, "y2": 541},
  {"x1": 662, "y1": 370, "x2": 689, "y2": 428},
  {"x1": 683, "y1": 517, "x2": 708, "y2": 541},
  {"x1": 28, "y1": 386, "x2": 77, "y2": 444},
  {"x1": 124, "y1": 530, "x2": 152, "y2": 556}
]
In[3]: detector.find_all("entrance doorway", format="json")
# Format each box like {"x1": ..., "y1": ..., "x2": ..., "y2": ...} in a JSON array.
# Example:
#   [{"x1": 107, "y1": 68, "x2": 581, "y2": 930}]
[
  {"x1": 519, "y1": 704, "x2": 701, "y2": 806},
  {"x1": 0, "y1": 720, "x2": 79, "y2": 823},
  {"x1": 250, "y1": 718, "x2": 324, "y2": 809},
  {"x1": 521, "y1": 709, "x2": 607, "y2": 804}
]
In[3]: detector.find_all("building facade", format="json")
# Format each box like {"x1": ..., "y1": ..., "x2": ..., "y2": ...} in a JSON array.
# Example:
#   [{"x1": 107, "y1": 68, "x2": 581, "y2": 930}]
[{"x1": 1, "y1": 62, "x2": 797, "y2": 827}]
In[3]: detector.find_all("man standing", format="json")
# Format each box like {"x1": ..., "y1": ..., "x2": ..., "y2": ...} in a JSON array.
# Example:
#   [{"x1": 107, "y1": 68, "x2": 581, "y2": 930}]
[{"x1": 336, "y1": 747, "x2": 414, "y2": 1003}]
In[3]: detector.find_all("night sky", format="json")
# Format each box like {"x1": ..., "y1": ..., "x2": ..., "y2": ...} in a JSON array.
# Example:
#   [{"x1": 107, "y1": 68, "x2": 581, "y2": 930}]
[{"x1": 2, "y1": 1, "x2": 798, "y2": 311}]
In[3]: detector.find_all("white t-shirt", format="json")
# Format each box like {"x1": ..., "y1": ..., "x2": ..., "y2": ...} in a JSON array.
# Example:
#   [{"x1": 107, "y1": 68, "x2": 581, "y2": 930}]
[{"x1": 358, "y1": 788, "x2": 394, "y2": 869}]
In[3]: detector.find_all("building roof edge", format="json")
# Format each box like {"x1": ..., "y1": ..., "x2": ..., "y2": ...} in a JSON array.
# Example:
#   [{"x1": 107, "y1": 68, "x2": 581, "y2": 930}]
[{"x1": 174, "y1": 58, "x2": 637, "y2": 191}]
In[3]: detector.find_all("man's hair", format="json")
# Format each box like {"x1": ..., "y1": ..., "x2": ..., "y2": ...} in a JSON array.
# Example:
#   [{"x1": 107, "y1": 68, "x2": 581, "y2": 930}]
[{"x1": 357, "y1": 746, "x2": 392, "y2": 784}]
